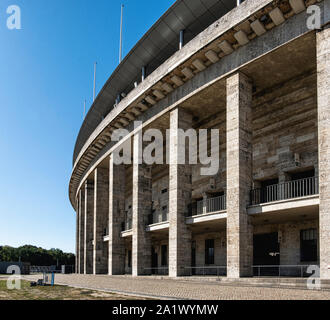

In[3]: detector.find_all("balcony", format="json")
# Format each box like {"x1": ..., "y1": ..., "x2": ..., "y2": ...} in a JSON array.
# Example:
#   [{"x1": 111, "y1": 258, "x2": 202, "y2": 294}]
[
  {"x1": 186, "y1": 195, "x2": 227, "y2": 227},
  {"x1": 121, "y1": 219, "x2": 132, "y2": 232},
  {"x1": 148, "y1": 211, "x2": 168, "y2": 225},
  {"x1": 103, "y1": 227, "x2": 109, "y2": 242},
  {"x1": 103, "y1": 227, "x2": 109, "y2": 237},
  {"x1": 250, "y1": 177, "x2": 319, "y2": 206},
  {"x1": 195, "y1": 195, "x2": 227, "y2": 217},
  {"x1": 146, "y1": 211, "x2": 169, "y2": 232}
]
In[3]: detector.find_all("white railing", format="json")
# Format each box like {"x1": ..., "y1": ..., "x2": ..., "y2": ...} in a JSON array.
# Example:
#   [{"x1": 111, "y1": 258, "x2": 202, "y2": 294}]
[
  {"x1": 148, "y1": 211, "x2": 168, "y2": 225},
  {"x1": 250, "y1": 177, "x2": 319, "y2": 205},
  {"x1": 185, "y1": 266, "x2": 227, "y2": 277},
  {"x1": 196, "y1": 195, "x2": 226, "y2": 216},
  {"x1": 252, "y1": 265, "x2": 317, "y2": 278}
]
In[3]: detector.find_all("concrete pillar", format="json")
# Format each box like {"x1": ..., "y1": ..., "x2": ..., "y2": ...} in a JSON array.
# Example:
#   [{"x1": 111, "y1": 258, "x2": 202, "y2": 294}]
[
  {"x1": 84, "y1": 181, "x2": 94, "y2": 274},
  {"x1": 169, "y1": 108, "x2": 192, "y2": 277},
  {"x1": 108, "y1": 154, "x2": 126, "y2": 275},
  {"x1": 317, "y1": 27, "x2": 330, "y2": 280},
  {"x1": 226, "y1": 72, "x2": 253, "y2": 278},
  {"x1": 132, "y1": 132, "x2": 152, "y2": 276},
  {"x1": 78, "y1": 189, "x2": 85, "y2": 274},
  {"x1": 75, "y1": 199, "x2": 79, "y2": 274},
  {"x1": 93, "y1": 167, "x2": 109, "y2": 275}
]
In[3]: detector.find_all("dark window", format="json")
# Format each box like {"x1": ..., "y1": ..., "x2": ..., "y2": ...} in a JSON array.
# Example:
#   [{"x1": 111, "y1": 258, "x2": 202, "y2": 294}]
[
  {"x1": 128, "y1": 250, "x2": 132, "y2": 268},
  {"x1": 191, "y1": 241, "x2": 196, "y2": 276},
  {"x1": 162, "y1": 206, "x2": 168, "y2": 221},
  {"x1": 161, "y1": 245, "x2": 168, "y2": 266},
  {"x1": 261, "y1": 179, "x2": 279, "y2": 189},
  {"x1": 191, "y1": 241, "x2": 196, "y2": 267},
  {"x1": 260, "y1": 178, "x2": 279, "y2": 203},
  {"x1": 291, "y1": 169, "x2": 315, "y2": 181},
  {"x1": 152, "y1": 247, "x2": 158, "y2": 270},
  {"x1": 291, "y1": 170, "x2": 316, "y2": 198},
  {"x1": 253, "y1": 233, "x2": 280, "y2": 266},
  {"x1": 211, "y1": 191, "x2": 225, "y2": 197},
  {"x1": 301, "y1": 229, "x2": 318, "y2": 262},
  {"x1": 161, "y1": 189, "x2": 168, "y2": 194},
  {"x1": 205, "y1": 239, "x2": 215, "y2": 265}
]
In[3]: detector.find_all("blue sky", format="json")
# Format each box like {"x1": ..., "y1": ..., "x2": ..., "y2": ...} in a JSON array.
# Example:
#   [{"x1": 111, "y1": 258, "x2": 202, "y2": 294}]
[{"x1": 0, "y1": 0, "x2": 174, "y2": 253}]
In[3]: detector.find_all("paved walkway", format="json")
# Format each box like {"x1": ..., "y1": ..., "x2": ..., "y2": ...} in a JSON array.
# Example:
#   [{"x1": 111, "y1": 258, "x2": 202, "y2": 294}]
[{"x1": 22, "y1": 274, "x2": 330, "y2": 300}]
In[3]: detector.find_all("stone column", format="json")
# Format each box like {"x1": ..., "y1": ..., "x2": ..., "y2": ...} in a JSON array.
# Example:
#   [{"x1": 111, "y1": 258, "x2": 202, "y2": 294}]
[
  {"x1": 78, "y1": 189, "x2": 85, "y2": 274},
  {"x1": 108, "y1": 154, "x2": 126, "y2": 275},
  {"x1": 93, "y1": 167, "x2": 109, "y2": 275},
  {"x1": 75, "y1": 199, "x2": 79, "y2": 274},
  {"x1": 226, "y1": 72, "x2": 253, "y2": 278},
  {"x1": 317, "y1": 27, "x2": 330, "y2": 280},
  {"x1": 169, "y1": 108, "x2": 192, "y2": 277},
  {"x1": 84, "y1": 181, "x2": 94, "y2": 274},
  {"x1": 132, "y1": 132, "x2": 152, "y2": 276}
]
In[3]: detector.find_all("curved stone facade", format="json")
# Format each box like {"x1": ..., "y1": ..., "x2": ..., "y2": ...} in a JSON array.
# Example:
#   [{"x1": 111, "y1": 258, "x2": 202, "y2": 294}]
[{"x1": 70, "y1": 0, "x2": 330, "y2": 279}]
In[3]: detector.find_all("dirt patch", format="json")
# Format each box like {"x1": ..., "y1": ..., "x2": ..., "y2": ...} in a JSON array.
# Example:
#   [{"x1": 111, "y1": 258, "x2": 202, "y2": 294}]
[{"x1": 0, "y1": 280, "x2": 143, "y2": 300}]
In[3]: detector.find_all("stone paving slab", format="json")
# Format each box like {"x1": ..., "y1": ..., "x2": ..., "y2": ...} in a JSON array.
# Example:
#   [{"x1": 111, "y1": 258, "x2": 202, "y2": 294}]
[{"x1": 22, "y1": 275, "x2": 330, "y2": 300}]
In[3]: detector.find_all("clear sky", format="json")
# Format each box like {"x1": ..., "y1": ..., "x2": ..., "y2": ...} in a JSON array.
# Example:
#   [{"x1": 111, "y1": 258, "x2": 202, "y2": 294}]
[{"x1": 0, "y1": 0, "x2": 175, "y2": 253}]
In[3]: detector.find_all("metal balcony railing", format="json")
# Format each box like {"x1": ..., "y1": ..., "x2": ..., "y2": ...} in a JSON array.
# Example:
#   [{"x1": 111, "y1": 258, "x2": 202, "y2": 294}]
[
  {"x1": 250, "y1": 177, "x2": 319, "y2": 206},
  {"x1": 196, "y1": 195, "x2": 227, "y2": 216},
  {"x1": 30, "y1": 266, "x2": 57, "y2": 274},
  {"x1": 148, "y1": 211, "x2": 169, "y2": 225},
  {"x1": 144, "y1": 267, "x2": 169, "y2": 276},
  {"x1": 185, "y1": 266, "x2": 227, "y2": 277},
  {"x1": 252, "y1": 265, "x2": 318, "y2": 278}
]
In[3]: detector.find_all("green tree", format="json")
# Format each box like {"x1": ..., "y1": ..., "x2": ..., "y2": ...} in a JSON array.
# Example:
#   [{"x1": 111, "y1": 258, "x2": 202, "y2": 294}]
[{"x1": 0, "y1": 245, "x2": 75, "y2": 266}]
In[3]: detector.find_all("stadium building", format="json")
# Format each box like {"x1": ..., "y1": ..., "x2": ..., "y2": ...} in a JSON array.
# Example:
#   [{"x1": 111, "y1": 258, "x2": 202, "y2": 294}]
[{"x1": 69, "y1": 0, "x2": 330, "y2": 279}]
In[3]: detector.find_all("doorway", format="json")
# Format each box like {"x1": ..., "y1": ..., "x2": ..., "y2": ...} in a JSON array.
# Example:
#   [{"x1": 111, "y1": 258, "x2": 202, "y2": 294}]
[
  {"x1": 253, "y1": 233, "x2": 280, "y2": 276},
  {"x1": 191, "y1": 241, "x2": 196, "y2": 275},
  {"x1": 151, "y1": 247, "x2": 158, "y2": 275}
]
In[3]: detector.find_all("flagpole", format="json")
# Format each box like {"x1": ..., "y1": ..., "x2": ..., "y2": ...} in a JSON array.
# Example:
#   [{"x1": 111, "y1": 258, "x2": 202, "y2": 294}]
[
  {"x1": 119, "y1": 4, "x2": 124, "y2": 63},
  {"x1": 93, "y1": 62, "x2": 97, "y2": 102}
]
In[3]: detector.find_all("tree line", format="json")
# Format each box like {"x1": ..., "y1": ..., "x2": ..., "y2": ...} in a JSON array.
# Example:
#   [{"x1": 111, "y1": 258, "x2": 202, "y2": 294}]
[{"x1": 0, "y1": 245, "x2": 75, "y2": 266}]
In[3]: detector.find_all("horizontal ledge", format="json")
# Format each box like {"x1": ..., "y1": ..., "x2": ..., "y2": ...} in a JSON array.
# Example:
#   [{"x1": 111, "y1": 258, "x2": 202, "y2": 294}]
[
  {"x1": 248, "y1": 195, "x2": 320, "y2": 215},
  {"x1": 121, "y1": 230, "x2": 133, "y2": 238},
  {"x1": 186, "y1": 211, "x2": 227, "y2": 224},
  {"x1": 146, "y1": 222, "x2": 170, "y2": 232}
]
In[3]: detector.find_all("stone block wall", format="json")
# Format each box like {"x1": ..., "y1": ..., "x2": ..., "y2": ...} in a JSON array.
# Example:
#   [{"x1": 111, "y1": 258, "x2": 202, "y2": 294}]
[
  {"x1": 84, "y1": 182, "x2": 94, "y2": 274},
  {"x1": 132, "y1": 134, "x2": 152, "y2": 276},
  {"x1": 254, "y1": 220, "x2": 319, "y2": 266},
  {"x1": 226, "y1": 72, "x2": 254, "y2": 278},
  {"x1": 93, "y1": 167, "x2": 109, "y2": 274},
  {"x1": 151, "y1": 175, "x2": 169, "y2": 223},
  {"x1": 108, "y1": 155, "x2": 126, "y2": 275},
  {"x1": 252, "y1": 72, "x2": 318, "y2": 182},
  {"x1": 124, "y1": 239, "x2": 133, "y2": 274},
  {"x1": 193, "y1": 231, "x2": 227, "y2": 267},
  {"x1": 317, "y1": 26, "x2": 330, "y2": 279},
  {"x1": 151, "y1": 239, "x2": 169, "y2": 269},
  {"x1": 78, "y1": 189, "x2": 85, "y2": 274},
  {"x1": 169, "y1": 108, "x2": 193, "y2": 277}
]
